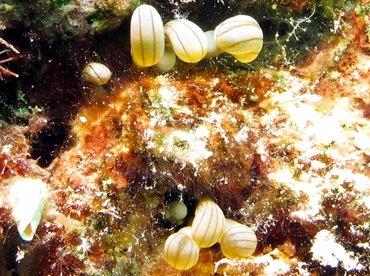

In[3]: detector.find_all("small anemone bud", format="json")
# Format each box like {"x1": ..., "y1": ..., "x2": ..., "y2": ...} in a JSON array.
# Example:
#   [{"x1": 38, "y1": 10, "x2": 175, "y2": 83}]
[
  {"x1": 82, "y1": 62, "x2": 112, "y2": 85},
  {"x1": 155, "y1": 46, "x2": 177, "y2": 72},
  {"x1": 219, "y1": 218, "x2": 257, "y2": 259},
  {"x1": 164, "y1": 231, "x2": 200, "y2": 270},
  {"x1": 191, "y1": 197, "x2": 225, "y2": 248},
  {"x1": 164, "y1": 200, "x2": 187, "y2": 224},
  {"x1": 204, "y1": 30, "x2": 223, "y2": 58}
]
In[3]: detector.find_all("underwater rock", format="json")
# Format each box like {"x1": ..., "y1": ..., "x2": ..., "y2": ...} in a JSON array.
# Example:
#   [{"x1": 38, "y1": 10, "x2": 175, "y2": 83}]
[
  {"x1": 0, "y1": 0, "x2": 134, "y2": 41},
  {"x1": 0, "y1": 0, "x2": 370, "y2": 275}
]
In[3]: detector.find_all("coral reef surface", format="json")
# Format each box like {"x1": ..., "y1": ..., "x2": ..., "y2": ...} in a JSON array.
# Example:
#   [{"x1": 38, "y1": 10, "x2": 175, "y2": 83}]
[{"x1": 0, "y1": 0, "x2": 370, "y2": 275}]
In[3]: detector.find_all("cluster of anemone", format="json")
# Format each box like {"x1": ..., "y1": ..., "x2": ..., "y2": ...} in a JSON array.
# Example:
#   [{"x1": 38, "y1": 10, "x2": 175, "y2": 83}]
[
  {"x1": 130, "y1": 4, "x2": 264, "y2": 72},
  {"x1": 80, "y1": 4, "x2": 264, "y2": 85},
  {"x1": 163, "y1": 198, "x2": 257, "y2": 270}
]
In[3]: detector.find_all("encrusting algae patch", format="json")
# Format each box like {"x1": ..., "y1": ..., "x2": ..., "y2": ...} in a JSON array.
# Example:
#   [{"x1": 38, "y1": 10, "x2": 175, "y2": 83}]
[{"x1": 0, "y1": 0, "x2": 370, "y2": 275}]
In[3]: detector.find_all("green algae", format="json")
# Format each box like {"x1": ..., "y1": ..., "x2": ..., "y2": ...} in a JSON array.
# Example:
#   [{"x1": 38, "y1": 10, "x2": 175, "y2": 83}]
[{"x1": 85, "y1": 9, "x2": 117, "y2": 31}]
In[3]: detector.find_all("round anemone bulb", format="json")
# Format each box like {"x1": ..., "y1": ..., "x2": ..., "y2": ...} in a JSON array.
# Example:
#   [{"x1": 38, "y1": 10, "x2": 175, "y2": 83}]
[
  {"x1": 164, "y1": 200, "x2": 188, "y2": 224},
  {"x1": 191, "y1": 198, "x2": 225, "y2": 248},
  {"x1": 82, "y1": 62, "x2": 112, "y2": 85},
  {"x1": 204, "y1": 30, "x2": 223, "y2": 58},
  {"x1": 164, "y1": 19, "x2": 208, "y2": 63},
  {"x1": 130, "y1": 4, "x2": 165, "y2": 67},
  {"x1": 164, "y1": 232, "x2": 200, "y2": 270},
  {"x1": 219, "y1": 218, "x2": 257, "y2": 259},
  {"x1": 214, "y1": 15, "x2": 263, "y2": 62},
  {"x1": 155, "y1": 46, "x2": 176, "y2": 72}
]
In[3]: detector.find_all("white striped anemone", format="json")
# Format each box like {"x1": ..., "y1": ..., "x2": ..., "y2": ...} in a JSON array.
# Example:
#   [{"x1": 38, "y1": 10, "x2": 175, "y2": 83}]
[
  {"x1": 130, "y1": 4, "x2": 165, "y2": 67},
  {"x1": 164, "y1": 19, "x2": 208, "y2": 63},
  {"x1": 214, "y1": 15, "x2": 264, "y2": 62},
  {"x1": 10, "y1": 177, "x2": 48, "y2": 241}
]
